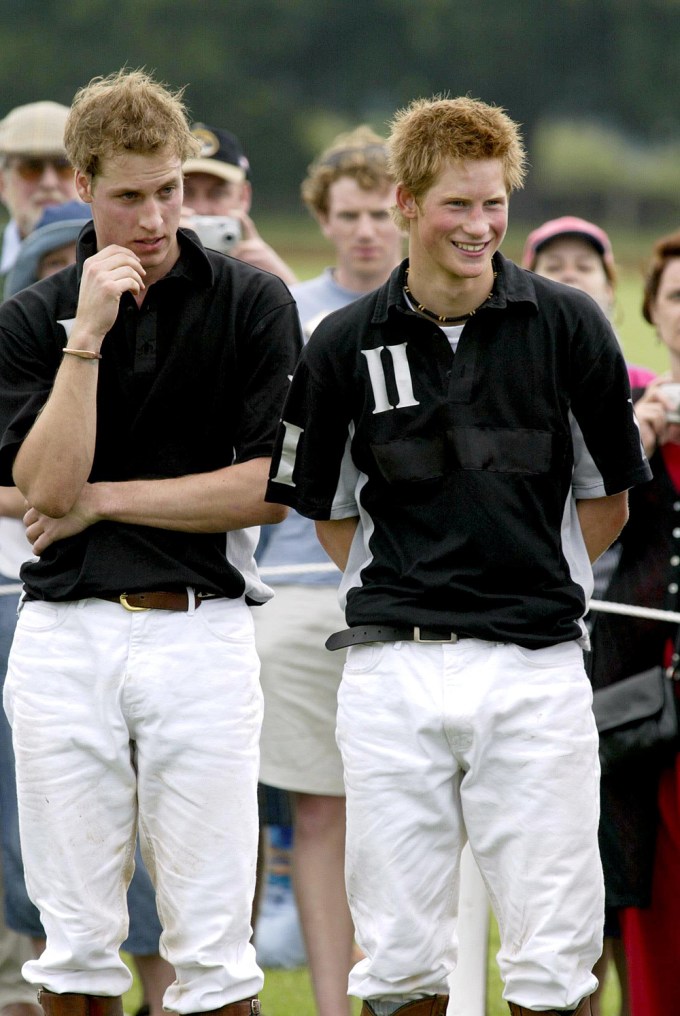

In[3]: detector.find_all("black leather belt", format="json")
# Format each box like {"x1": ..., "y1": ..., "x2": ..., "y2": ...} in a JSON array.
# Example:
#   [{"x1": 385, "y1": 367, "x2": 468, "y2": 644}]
[{"x1": 326, "y1": 625, "x2": 472, "y2": 651}]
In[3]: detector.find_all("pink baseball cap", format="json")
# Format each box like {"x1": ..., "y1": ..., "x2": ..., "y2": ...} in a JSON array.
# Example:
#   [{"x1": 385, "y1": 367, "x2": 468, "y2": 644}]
[{"x1": 522, "y1": 216, "x2": 615, "y2": 274}]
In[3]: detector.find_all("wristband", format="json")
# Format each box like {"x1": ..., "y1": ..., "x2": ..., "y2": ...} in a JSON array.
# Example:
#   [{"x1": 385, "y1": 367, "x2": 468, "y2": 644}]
[{"x1": 62, "y1": 347, "x2": 102, "y2": 360}]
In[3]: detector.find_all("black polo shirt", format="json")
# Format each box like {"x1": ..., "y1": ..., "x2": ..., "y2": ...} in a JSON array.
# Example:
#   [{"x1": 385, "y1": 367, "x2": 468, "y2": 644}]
[
  {"x1": 0, "y1": 224, "x2": 302, "y2": 602},
  {"x1": 266, "y1": 254, "x2": 651, "y2": 648}
]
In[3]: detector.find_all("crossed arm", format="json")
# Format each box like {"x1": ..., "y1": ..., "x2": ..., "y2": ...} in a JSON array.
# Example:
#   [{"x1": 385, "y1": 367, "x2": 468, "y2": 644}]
[
  {"x1": 23, "y1": 460, "x2": 286, "y2": 556},
  {"x1": 14, "y1": 244, "x2": 286, "y2": 555}
]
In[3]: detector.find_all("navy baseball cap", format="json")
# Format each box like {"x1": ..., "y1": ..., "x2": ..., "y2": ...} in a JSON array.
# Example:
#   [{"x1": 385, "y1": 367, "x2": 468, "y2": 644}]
[{"x1": 183, "y1": 123, "x2": 251, "y2": 184}]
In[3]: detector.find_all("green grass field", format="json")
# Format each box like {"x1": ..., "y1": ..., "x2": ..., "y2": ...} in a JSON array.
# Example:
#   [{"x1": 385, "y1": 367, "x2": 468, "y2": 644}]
[
  {"x1": 122, "y1": 916, "x2": 622, "y2": 1016},
  {"x1": 253, "y1": 924, "x2": 622, "y2": 1016}
]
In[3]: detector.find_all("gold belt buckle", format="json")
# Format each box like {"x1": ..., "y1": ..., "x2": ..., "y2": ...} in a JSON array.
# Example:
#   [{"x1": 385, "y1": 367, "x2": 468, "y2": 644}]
[{"x1": 119, "y1": 593, "x2": 151, "y2": 612}]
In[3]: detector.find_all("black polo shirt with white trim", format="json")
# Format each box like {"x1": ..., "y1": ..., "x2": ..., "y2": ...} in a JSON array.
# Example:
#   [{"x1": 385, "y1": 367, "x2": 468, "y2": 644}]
[
  {"x1": 0, "y1": 224, "x2": 302, "y2": 602},
  {"x1": 266, "y1": 254, "x2": 651, "y2": 648}
]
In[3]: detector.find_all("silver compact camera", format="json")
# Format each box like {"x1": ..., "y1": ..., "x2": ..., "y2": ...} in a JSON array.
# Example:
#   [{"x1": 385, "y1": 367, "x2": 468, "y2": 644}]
[
  {"x1": 191, "y1": 215, "x2": 242, "y2": 254},
  {"x1": 661, "y1": 381, "x2": 680, "y2": 423}
]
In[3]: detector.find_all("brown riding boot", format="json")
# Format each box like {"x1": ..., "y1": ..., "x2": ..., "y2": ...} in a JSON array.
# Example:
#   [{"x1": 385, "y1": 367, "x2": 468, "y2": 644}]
[
  {"x1": 38, "y1": 992, "x2": 123, "y2": 1016},
  {"x1": 1, "y1": 1005, "x2": 43, "y2": 1016},
  {"x1": 508, "y1": 995, "x2": 592, "y2": 1016},
  {"x1": 361, "y1": 997, "x2": 449, "y2": 1016},
  {"x1": 185, "y1": 1000, "x2": 261, "y2": 1016}
]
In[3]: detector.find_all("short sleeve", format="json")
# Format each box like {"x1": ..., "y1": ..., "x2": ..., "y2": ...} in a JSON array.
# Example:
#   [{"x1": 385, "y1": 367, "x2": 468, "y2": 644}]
[{"x1": 266, "y1": 341, "x2": 358, "y2": 520}]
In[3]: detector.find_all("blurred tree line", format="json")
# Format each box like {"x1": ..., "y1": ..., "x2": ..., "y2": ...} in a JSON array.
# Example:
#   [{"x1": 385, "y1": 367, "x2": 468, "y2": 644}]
[{"x1": 0, "y1": 0, "x2": 678, "y2": 227}]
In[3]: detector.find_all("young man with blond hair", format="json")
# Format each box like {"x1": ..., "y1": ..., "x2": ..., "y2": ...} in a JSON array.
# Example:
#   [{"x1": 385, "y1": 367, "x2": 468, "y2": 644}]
[
  {"x1": 256, "y1": 126, "x2": 403, "y2": 1016},
  {"x1": 0, "y1": 69, "x2": 300, "y2": 1016},
  {"x1": 266, "y1": 96, "x2": 651, "y2": 1016}
]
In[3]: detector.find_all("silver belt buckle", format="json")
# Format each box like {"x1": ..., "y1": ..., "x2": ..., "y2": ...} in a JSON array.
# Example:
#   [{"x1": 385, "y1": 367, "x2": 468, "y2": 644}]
[{"x1": 413, "y1": 626, "x2": 459, "y2": 644}]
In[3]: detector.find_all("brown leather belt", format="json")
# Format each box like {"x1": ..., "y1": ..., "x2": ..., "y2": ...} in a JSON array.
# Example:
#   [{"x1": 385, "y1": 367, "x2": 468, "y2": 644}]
[
  {"x1": 98, "y1": 590, "x2": 220, "y2": 612},
  {"x1": 326, "y1": 625, "x2": 473, "y2": 650}
]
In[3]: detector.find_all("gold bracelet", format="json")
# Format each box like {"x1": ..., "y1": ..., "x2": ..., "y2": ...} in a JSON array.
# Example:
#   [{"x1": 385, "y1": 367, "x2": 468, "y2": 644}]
[{"x1": 62, "y1": 347, "x2": 102, "y2": 360}]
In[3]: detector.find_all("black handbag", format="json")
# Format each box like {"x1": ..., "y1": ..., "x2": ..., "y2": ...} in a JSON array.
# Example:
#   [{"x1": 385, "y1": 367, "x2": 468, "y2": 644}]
[{"x1": 593, "y1": 662, "x2": 679, "y2": 774}]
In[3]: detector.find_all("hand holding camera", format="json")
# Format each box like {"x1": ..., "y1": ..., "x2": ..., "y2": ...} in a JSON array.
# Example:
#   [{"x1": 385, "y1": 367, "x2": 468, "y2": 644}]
[
  {"x1": 633, "y1": 376, "x2": 680, "y2": 457},
  {"x1": 184, "y1": 210, "x2": 297, "y2": 284},
  {"x1": 191, "y1": 215, "x2": 242, "y2": 255},
  {"x1": 660, "y1": 381, "x2": 680, "y2": 423}
]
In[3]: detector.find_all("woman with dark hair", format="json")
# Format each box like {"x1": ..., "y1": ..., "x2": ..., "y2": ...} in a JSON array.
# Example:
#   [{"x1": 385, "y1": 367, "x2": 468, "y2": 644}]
[
  {"x1": 523, "y1": 217, "x2": 672, "y2": 1016},
  {"x1": 610, "y1": 230, "x2": 680, "y2": 1016}
]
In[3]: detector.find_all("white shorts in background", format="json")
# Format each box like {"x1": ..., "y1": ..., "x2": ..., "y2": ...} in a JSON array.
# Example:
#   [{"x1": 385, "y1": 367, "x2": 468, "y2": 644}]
[
  {"x1": 3, "y1": 595, "x2": 263, "y2": 1012},
  {"x1": 256, "y1": 584, "x2": 346, "y2": 796},
  {"x1": 336, "y1": 637, "x2": 603, "y2": 1012}
]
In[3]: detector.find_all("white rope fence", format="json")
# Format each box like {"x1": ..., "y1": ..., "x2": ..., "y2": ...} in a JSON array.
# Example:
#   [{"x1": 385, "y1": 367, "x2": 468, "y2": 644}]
[
  {"x1": 588, "y1": 599, "x2": 680, "y2": 624},
  {"x1": 258, "y1": 562, "x2": 339, "y2": 577}
]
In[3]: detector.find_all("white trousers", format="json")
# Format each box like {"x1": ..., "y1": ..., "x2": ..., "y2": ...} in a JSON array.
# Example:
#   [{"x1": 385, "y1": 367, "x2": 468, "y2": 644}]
[
  {"x1": 335, "y1": 637, "x2": 603, "y2": 1011},
  {"x1": 3, "y1": 596, "x2": 263, "y2": 1012}
]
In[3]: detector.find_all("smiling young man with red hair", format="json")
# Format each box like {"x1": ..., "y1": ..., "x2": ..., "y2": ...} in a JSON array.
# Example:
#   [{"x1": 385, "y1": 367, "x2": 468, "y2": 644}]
[{"x1": 266, "y1": 95, "x2": 651, "y2": 1016}]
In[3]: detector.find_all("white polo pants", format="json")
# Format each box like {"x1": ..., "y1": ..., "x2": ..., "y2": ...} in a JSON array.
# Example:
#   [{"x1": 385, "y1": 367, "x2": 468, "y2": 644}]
[
  {"x1": 335, "y1": 637, "x2": 602, "y2": 1011},
  {"x1": 3, "y1": 596, "x2": 263, "y2": 1012}
]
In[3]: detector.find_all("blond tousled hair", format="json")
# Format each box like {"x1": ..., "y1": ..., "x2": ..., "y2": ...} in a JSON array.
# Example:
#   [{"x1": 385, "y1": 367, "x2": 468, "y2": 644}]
[{"x1": 64, "y1": 69, "x2": 200, "y2": 177}]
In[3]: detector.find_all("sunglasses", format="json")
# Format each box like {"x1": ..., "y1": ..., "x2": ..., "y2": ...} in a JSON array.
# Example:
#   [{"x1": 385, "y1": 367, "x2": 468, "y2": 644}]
[{"x1": 9, "y1": 156, "x2": 73, "y2": 182}]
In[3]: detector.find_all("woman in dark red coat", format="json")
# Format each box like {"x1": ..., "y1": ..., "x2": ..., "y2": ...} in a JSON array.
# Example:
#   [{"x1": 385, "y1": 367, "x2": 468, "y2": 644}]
[{"x1": 613, "y1": 231, "x2": 680, "y2": 1016}]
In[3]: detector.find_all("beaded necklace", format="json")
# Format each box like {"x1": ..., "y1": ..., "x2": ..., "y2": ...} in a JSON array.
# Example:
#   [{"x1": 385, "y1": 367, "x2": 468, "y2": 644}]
[{"x1": 403, "y1": 266, "x2": 497, "y2": 324}]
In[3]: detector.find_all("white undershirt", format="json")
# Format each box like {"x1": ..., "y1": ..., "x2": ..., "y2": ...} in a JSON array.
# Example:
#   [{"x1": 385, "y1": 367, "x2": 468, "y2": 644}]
[
  {"x1": 403, "y1": 292, "x2": 466, "y2": 353},
  {"x1": 438, "y1": 322, "x2": 465, "y2": 353}
]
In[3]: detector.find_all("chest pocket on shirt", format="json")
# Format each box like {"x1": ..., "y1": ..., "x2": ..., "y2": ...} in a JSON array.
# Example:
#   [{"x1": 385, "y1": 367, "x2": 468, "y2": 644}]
[
  {"x1": 370, "y1": 428, "x2": 555, "y2": 483},
  {"x1": 448, "y1": 427, "x2": 555, "y2": 474},
  {"x1": 371, "y1": 433, "x2": 447, "y2": 483}
]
